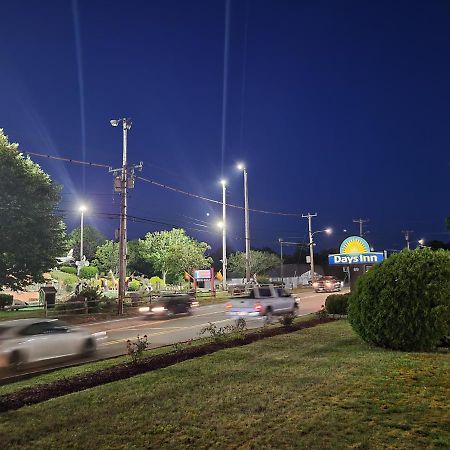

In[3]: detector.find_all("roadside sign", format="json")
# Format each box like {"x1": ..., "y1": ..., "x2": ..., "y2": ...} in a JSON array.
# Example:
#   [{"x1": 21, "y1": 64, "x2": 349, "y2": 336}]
[
  {"x1": 193, "y1": 269, "x2": 212, "y2": 280},
  {"x1": 328, "y1": 252, "x2": 384, "y2": 265}
]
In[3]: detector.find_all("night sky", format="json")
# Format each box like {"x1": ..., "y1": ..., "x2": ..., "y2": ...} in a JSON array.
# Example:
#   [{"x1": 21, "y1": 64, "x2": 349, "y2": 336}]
[{"x1": 1, "y1": 0, "x2": 449, "y2": 254}]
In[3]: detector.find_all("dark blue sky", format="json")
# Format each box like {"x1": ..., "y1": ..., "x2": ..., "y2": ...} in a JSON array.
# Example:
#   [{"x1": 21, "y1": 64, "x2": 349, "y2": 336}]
[{"x1": 1, "y1": 0, "x2": 449, "y2": 253}]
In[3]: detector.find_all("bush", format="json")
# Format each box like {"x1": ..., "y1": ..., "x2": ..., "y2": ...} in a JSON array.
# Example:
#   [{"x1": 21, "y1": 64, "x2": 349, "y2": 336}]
[
  {"x1": 0, "y1": 293, "x2": 13, "y2": 310},
  {"x1": 79, "y1": 266, "x2": 98, "y2": 279},
  {"x1": 58, "y1": 286, "x2": 103, "y2": 314},
  {"x1": 325, "y1": 293, "x2": 350, "y2": 315},
  {"x1": 348, "y1": 249, "x2": 450, "y2": 351},
  {"x1": 127, "y1": 279, "x2": 140, "y2": 292},
  {"x1": 60, "y1": 266, "x2": 77, "y2": 275},
  {"x1": 278, "y1": 313, "x2": 296, "y2": 328}
]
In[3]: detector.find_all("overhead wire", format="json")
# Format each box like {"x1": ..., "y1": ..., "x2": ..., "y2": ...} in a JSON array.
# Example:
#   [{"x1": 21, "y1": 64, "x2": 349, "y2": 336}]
[{"x1": 26, "y1": 151, "x2": 303, "y2": 216}]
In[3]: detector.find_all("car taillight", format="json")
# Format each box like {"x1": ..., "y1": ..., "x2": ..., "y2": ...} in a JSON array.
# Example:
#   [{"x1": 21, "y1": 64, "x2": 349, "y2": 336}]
[
  {"x1": 253, "y1": 303, "x2": 263, "y2": 312},
  {"x1": 225, "y1": 302, "x2": 233, "y2": 310}
]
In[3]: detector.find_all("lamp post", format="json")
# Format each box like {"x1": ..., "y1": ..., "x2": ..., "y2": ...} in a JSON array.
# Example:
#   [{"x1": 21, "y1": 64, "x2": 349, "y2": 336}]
[
  {"x1": 77, "y1": 204, "x2": 87, "y2": 276},
  {"x1": 302, "y1": 213, "x2": 332, "y2": 284},
  {"x1": 220, "y1": 179, "x2": 227, "y2": 291},
  {"x1": 110, "y1": 118, "x2": 132, "y2": 315},
  {"x1": 237, "y1": 163, "x2": 251, "y2": 282}
]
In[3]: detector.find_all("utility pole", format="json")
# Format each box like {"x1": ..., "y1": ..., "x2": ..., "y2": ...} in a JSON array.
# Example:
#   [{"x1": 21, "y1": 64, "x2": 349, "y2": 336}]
[
  {"x1": 302, "y1": 213, "x2": 317, "y2": 284},
  {"x1": 278, "y1": 238, "x2": 284, "y2": 287},
  {"x1": 77, "y1": 205, "x2": 86, "y2": 276},
  {"x1": 402, "y1": 230, "x2": 413, "y2": 250},
  {"x1": 110, "y1": 118, "x2": 142, "y2": 315},
  {"x1": 353, "y1": 218, "x2": 369, "y2": 237},
  {"x1": 221, "y1": 179, "x2": 227, "y2": 291}
]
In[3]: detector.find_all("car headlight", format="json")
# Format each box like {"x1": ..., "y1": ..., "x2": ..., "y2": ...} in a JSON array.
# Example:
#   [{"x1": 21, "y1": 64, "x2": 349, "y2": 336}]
[
  {"x1": 139, "y1": 306, "x2": 150, "y2": 312},
  {"x1": 151, "y1": 306, "x2": 167, "y2": 312}
]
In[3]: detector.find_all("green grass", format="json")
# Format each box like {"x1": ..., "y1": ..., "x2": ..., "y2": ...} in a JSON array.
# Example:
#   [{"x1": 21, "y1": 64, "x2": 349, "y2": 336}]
[
  {"x1": 0, "y1": 346, "x2": 171, "y2": 397},
  {"x1": 0, "y1": 321, "x2": 448, "y2": 449}
]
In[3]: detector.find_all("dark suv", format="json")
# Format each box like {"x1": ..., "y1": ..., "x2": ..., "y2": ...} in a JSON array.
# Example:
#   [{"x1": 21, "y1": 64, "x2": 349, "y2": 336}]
[
  {"x1": 138, "y1": 294, "x2": 193, "y2": 318},
  {"x1": 312, "y1": 276, "x2": 342, "y2": 293}
]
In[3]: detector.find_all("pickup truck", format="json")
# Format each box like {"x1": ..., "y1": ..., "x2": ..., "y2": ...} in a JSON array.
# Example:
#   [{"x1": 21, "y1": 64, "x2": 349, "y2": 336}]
[{"x1": 225, "y1": 285, "x2": 298, "y2": 323}]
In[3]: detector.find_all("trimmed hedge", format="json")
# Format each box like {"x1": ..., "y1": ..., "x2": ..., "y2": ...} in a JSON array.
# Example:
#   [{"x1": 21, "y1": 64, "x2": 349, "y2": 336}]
[
  {"x1": 60, "y1": 266, "x2": 77, "y2": 275},
  {"x1": 0, "y1": 293, "x2": 13, "y2": 310},
  {"x1": 325, "y1": 293, "x2": 350, "y2": 315},
  {"x1": 348, "y1": 249, "x2": 450, "y2": 351}
]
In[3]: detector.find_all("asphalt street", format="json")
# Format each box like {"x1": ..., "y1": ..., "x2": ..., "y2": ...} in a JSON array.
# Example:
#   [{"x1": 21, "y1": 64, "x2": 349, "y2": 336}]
[
  {"x1": 0, "y1": 290, "x2": 339, "y2": 382},
  {"x1": 86, "y1": 290, "x2": 334, "y2": 359}
]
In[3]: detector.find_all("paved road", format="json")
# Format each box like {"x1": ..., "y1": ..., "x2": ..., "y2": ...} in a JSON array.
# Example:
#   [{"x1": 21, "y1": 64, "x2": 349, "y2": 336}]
[
  {"x1": 0, "y1": 290, "x2": 338, "y2": 382},
  {"x1": 86, "y1": 290, "x2": 333, "y2": 359}
]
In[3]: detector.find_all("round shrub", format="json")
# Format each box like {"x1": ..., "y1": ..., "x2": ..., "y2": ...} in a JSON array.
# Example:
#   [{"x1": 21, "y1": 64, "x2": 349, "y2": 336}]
[
  {"x1": 79, "y1": 266, "x2": 98, "y2": 279},
  {"x1": 127, "y1": 279, "x2": 141, "y2": 292},
  {"x1": 325, "y1": 293, "x2": 350, "y2": 315},
  {"x1": 348, "y1": 249, "x2": 450, "y2": 351}
]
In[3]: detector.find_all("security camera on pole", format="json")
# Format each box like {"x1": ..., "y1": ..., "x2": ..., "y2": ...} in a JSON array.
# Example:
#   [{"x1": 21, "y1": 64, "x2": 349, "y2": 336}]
[{"x1": 110, "y1": 118, "x2": 143, "y2": 315}]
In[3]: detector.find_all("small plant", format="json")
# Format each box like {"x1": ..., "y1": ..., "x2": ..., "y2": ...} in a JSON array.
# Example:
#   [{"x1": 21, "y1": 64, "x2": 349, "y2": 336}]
[
  {"x1": 126, "y1": 335, "x2": 149, "y2": 363},
  {"x1": 0, "y1": 293, "x2": 13, "y2": 310},
  {"x1": 279, "y1": 313, "x2": 296, "y2": 328},
  {"x1": 172, "y1": 342, "x2": 184, "y2": 353},
  {"x1": 200, "y1": 320, "x2": 247, "y2": 343},
  {"x1": 316, "y1": 305, "x2": 328, "y2": 319}
]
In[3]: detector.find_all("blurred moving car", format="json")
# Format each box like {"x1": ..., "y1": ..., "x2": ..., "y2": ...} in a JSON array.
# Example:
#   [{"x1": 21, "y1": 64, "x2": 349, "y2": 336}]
[
  {"x1": 225, "y1": 285, "x2": 298, "y2": 323},
  {"x1": 0, "y1": 319, "x2": 96, "y2": 370},
  {"x1": 139, "y1": 294, "x2": 194, "y2": 318},
  {"x1": 312, "y1": 276, "x2": 342, "y2": 293}
]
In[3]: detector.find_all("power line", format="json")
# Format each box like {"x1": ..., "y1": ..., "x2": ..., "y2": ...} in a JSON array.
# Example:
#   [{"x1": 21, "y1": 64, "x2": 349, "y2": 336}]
[
  {"x1": 135, "y1": 175, "x2": 301, "y2": 217},
  {"x1": 26, "y1": 150, "x2": 302, "y2": 217},
  {"x1": 25, "y1": 151, "x2": 112, "y2": 170}
]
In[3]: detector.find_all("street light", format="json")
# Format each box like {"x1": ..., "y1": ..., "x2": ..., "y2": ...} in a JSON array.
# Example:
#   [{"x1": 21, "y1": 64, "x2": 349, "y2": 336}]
[
  {"x1": 110, "y1": 118, "x2": 132, "y2": 315},
  {"x1": 220, "y1": 179, "x2": 227, "y2": 291},
  {"x1": 77, "y1": 204, "x2": 87, "y2": 276},
  {"x1": 237, "y1": 163, "x2": 251, "y2": 282},
  {"x1": 302, "y1": 213, "x2": 333, "y2": 284}
]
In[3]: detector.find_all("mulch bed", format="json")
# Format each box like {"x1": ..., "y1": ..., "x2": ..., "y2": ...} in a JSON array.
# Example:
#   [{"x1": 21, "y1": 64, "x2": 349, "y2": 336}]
[{"x1": 0, "y1": 317, "x2": 334, "y2": 413}]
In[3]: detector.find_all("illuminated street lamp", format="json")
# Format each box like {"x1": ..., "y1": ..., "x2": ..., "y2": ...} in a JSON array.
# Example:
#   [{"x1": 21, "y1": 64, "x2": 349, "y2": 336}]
[
  {"x1": 237, "y1": 163, "x2": 251, "y2": 282},
  {"x1": 77, "y1": 204, "x2": 87, "y2": 276},
  {"x1": 302, "y1": 212, "x2": 332, "y2": 284},
  {"x1": 220, "y1": 179, "x2": 227, "y2": 290}
]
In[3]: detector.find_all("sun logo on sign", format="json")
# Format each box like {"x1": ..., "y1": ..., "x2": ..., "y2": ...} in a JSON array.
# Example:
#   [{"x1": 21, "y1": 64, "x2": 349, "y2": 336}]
[{"x1": 340, "y1": 236, "x2": 371, "y2": 254}]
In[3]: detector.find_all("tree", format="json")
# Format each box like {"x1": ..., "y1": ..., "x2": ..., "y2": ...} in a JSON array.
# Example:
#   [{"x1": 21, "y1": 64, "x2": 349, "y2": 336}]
[
  {"x1": 140, "y1": 228, "x2": 212, "y2": 283},
  {"x1": 128, "y1": 239, "x2": 154, "y2": 276},
  {"x1": 228, "y1": 250, "x2": 280, "y2": 277},
  {"x1": 68, "y1": 225, "x2": 106, "y2": 261},
  {"x1": 0, "y1": 129, "x2": 67, "y2": 290},
  {"x1": 93, "y1": 240, "x2": 119, "y2": 275}
]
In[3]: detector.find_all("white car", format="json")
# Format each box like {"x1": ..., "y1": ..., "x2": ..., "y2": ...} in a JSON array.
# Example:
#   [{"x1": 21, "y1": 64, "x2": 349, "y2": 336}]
[{"x1": 0, "y1": 319, "x2": 97, "y2": 370}]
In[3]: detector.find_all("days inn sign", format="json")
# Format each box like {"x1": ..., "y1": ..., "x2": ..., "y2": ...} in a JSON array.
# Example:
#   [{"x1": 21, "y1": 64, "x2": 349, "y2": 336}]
[{"x1": 328, "y1": 236, "x2": 385, "y2": 266}]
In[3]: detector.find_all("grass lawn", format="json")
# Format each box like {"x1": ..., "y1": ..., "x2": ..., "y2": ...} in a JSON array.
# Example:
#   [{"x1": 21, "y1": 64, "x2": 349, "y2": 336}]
[{"x1": 0, "y1": 321, "x2": 449, "y2": 449}]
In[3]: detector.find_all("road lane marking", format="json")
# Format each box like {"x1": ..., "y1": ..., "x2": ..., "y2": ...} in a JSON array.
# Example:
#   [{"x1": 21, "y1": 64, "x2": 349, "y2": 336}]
[{"x1": 103, "y1": 318, "x2": 233, "y2": 346}]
